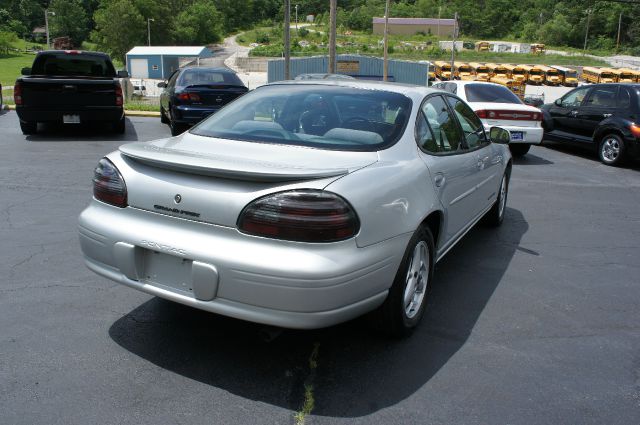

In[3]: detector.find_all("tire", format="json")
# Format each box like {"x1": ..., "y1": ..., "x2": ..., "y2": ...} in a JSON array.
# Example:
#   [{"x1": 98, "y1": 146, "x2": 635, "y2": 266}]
[
  {"x1": 509, "y1": 144, "x2": 531, "y2": 157},
  {"x1": 20, "y1": 121, "x2": 37, "y2": 135},
  {"x1": 160, "y1": 106, "x2": 169, "y2": 124},
  {"x1": 169, "y1": 110, "x2": 186, "y2": 136},
  {"x1": 485, "y1": 171, "x2": 509, "y2": 227},
  {"x1": 374, "y1": 226, "x2": 435, "y2": 337},
  {"x1": 113, "y1": 117, "x2": 126, "y2": 134},
  {"x1": 598, "y1": 133, "x2": 625, "y2": 166}
]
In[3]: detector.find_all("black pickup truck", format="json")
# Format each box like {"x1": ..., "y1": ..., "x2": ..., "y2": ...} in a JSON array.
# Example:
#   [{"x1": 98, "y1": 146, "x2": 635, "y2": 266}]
[{"x1": 14, "y1": 50, "x2": 128, "y2": 135}]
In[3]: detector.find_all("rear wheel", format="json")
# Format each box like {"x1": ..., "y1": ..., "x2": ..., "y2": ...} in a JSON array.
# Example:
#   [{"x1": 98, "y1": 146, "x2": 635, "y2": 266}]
[
  {"x1": 485, "y1": 171, "x2": 509, "y2": 227},
  {"x1": 113, "y1": 117, "x2": 126, "y2": 134},
  {"x1": 509, "y1": 144, "x2": 531, "y2": 157},
  {"x1": 598, "y1": 134, "x2": 625, "y2": 166},
  {"x1": 20, "y1": 121, "x2": 37, "y2": 135},
  {"x1": 374, "y1": 226, "x2": 434, "y2": 337},
  {"x1": 169, "y1": 109, "x2": 186, "y2": 136},
  {"x1": 160, "y1": 106, "x2": 169, "y2": 124}
]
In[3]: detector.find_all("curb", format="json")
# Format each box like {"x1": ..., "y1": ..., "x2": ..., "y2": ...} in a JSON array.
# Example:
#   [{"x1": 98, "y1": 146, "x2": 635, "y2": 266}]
[{"x1": 3, "y1": 104, "x2": 159, "y2": 117}]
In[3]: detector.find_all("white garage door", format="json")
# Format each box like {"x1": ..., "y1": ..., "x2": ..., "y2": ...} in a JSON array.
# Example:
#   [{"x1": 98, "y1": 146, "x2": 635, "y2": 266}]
[{"x1": 130, "y1": 58, "x2": 149, "y2": 78}]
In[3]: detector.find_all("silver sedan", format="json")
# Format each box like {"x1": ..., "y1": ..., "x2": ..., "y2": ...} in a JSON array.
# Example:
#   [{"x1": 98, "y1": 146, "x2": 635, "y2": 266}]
[{"x1": 79, "y1": 80, "x2": 512, "y2": 336}]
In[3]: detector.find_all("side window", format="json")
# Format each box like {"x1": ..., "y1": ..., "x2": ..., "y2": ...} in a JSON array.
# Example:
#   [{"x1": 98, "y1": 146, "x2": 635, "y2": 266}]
[
  {"x1": 167, "y1": 71, "x2": 179, "y2": 88},
  {"x1": 617, "y1": 87, "x2": 631, "y2": 109},
  {"x1": 446, "y1": 83, "x2": 457, "y2": 94},
  {"x1": 586, "y1": 86, "x2": 617, "y2": 108},
  {"x1": 560, "y1": 87, "x2": 590, "y2": 108},
  {"x1": 445, "y1": 96, "x2": 488, "y2": 149},
  {"x1": 415, "y1": 111, "x2": 437, "y2": 151},
  {"x1": 418, "y1": 95, "x2": 463, "y2": 154}
]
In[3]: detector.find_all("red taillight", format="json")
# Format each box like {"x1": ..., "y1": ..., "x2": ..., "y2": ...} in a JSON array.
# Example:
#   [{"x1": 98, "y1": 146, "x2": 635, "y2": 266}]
[
  {"x1": 238, "y1": 190, "x2": 359, "y2": 242},
  {"x1": 14, "y1": 82, "x2": 22, "y2": 105},
  {"x1": 630, "y1": 124, "x2": 640, "y2": 138},
  {"x1": 178, "y1": 92, "x2": 201, "y2": 102},
  {"x1": 476, "y1": 109, "x2": 541, "y2": 121},
  {"x1": 93, "y1": 158, "x2": 127, "y2": 208},
  {"x1": 115, "y1": 84, "x2": 123, "y2": 106},
  {"x1": 64, "y1": 50, "x2": 81, "y2": 55}
]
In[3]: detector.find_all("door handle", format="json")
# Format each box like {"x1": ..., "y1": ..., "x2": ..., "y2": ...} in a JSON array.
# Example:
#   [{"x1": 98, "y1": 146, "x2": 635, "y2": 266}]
[
  {"x1": 603, "y1": 113, "x2": 612, "y2": 118},
  {"x1": 570, "y1": 110, "x2": 578, "y2": 116},
  {"x1": 434, "y1": 173, "x2": 445, "y2": 187}
]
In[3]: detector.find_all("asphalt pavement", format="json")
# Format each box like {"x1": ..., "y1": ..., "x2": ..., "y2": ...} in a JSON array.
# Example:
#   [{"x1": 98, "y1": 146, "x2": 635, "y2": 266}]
[{"x1": 1, "y1": 110, "x2": 639, "y2": 425}]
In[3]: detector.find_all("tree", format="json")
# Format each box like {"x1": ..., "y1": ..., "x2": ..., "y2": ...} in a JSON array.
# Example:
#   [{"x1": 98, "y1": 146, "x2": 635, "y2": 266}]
[
  {"x1": 172, "y1": 0, "x2": 223, "y2": 44},
  {"x1": 49, "y1": 0, "x2": 90, "y2": 45},
  {"x1": 92, "y1": 0, "x2": 145, "y2": 61},
  {"x1": 0, "y1": 29, "x2": 18, "y2": 54}
]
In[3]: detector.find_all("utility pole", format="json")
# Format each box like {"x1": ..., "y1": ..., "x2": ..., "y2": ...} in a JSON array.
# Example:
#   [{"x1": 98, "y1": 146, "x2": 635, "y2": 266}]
[
  {"x1": 583, "y1": 9, "x2": 592, "y2": 53},
  {"x1": 147, "y1": 18, "x2": 154, "y2": 46},
  {"x1": 295, "y1": 4, "x2": 298, "y2": 34},
  {"x1": 284, "y1": 0, "x2": 290, "y2": 79},
  {"x1": 437, "y1": 6, "x2": 441, "y2": 38},
  {"x1": 328, "y1": 0, "x2": 337, "y2": 73},
  {"x1": 450, "y1": 12, "x2": 458, "y2": 81},
  {"x1": 616, "y1": 12, "x2": 622, "y2": 51},
  {"x1": 383, "y1": 0, "x2": 390, "y2": 81},
  {"x1": 45, "y1": 9, "x2": 55, "y2": 49}
]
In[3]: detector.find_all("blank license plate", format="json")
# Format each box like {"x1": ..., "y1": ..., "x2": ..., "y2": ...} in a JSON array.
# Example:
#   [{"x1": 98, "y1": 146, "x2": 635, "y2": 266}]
[
  {"x1": 510, "y1": 131, "x2": 524, "y2": 141},
  {"x1": 63, "y1": 114, "x2": 80, "y2": 124},
  {"x1": 142, "y1": 250, "x2": 193, "y2": 295}
]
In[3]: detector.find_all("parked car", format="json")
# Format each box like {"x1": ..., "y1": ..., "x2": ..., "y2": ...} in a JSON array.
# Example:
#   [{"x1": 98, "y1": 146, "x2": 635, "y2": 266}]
[
  {"x1": 79, "y1": 80, "x2": 513, "y2": 336},
  {"x1": 294, "y1": 73, "x2": 356, "y2": 80},
  {"x1": 14, "y1": 50, "x2": 128, "y2": 135},
  {"x1": 541, "y1": 83, "x2": 640, "y2": 166},
  {"x1": 158, "y1": 67, "x2": 248, "y2": 136},
  {"x1": 432, "y1": 80, "x2": 543, "y2": 157}
]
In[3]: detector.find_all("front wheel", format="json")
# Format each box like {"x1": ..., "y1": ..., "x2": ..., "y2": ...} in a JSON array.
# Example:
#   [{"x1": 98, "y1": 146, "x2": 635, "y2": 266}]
[
  {"x1": 509, "y1": 144, "x2": 531, "y2": 157},
  {"x1": 598, "y1": 134, "x2": 625, "y2": 166},
  {"x1": 485, "y1": 171, "x2": 509, "y2": 227},
  {"x1": 374, "y1": 227, "x2": 435, "y2": 337}
]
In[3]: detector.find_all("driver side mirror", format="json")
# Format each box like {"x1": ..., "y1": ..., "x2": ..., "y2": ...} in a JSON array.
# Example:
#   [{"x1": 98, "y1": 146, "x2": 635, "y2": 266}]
[
  {"x1": 21, "y1": 67, "x2": 31, "y2": 75},
  {"x1": 554, "y1": 98, "x2": 562, "y2": 106},
  {"x1": 489, "y1": 127, "x2": 510, "y2": 144},
  {"x1": 157, "y1": 81, "x2": 167, "y2": 88},
  {"x1": 117, "y1": 70, "x2": 129, "y2": 78}
]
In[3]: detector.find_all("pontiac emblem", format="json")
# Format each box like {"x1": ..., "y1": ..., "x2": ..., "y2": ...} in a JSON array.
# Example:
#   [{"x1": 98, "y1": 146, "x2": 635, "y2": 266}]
[{"x1": 174, "y1": 194, "x2": 182, "y2": 204}]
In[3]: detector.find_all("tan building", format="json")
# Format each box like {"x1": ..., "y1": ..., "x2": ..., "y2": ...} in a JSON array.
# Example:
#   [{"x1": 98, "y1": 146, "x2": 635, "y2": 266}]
[{"x1": 372, "y1": 17, "x2": 455, "y2": 37}]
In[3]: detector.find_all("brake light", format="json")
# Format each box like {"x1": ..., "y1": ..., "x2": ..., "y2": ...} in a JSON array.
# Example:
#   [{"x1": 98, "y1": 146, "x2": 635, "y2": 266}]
[
  {"x1": 630, "y1": 124, "x2": 640, "y2": 138},
  {"x1": 93, "y1": 158, "x2": 127, "y2": 208},
  {"x1": 476, "y1": 109, "x2": 541, "y2": 121},
  {"x1": 238, "y1": 190, "x2": 359, "y2": 242},
  {"x1": 65, "y1": 50, "x2": 81, "y2": 55},
  {"x1": 14, "y1": 82, "x2": 22, "y2": 105},
  {"x1": 178, "y1": 93, "x2": 201, "y2": 102},
  {"x1": 115, "y1": 83, "x2": 123, "y2": 106}
]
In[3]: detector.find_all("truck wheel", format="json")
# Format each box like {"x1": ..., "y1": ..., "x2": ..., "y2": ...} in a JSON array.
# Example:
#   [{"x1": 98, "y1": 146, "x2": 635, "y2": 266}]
[
  {"x1": 509, "y1": 144, "x2": 531, "y2": 157},
  {"x1": 20, "y1": 121, "x2": 37, "y2": 135},
  {"x1": 113, "y1": 117, "x2": 126, "y2": 134}
]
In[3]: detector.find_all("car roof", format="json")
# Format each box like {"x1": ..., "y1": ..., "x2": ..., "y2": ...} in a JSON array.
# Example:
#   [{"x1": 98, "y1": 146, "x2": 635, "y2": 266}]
[
  {"x1": 268, "y1": 79, "x2": 435, "y2": 97},
  {"x1": 180, "y1": 66, "x2": 236, "y2": 73},
  {"x1": 437, "y1": 80, "x2": 505, "y2": 88}
]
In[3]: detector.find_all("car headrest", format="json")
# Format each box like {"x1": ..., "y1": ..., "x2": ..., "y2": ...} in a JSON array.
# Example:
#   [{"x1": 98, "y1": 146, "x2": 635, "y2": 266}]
[{"x1": 324, "y1": 128, "x2": 384, "y2": 145}]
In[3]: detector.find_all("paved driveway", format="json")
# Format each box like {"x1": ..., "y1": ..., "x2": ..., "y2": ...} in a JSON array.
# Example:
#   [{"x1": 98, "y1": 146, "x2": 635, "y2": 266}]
[{"x1": 1, "y1": 110, "x2": 639, "y2": 424}]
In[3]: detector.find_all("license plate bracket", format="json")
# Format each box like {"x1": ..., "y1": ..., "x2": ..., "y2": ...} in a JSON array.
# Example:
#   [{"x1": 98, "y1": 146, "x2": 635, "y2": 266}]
[
  {"x1": 142, "y1": 250, "x2": 193, "y2": 295},
  {"x1": 63, "y1": 114, "x2": 81, "y2": 124}
]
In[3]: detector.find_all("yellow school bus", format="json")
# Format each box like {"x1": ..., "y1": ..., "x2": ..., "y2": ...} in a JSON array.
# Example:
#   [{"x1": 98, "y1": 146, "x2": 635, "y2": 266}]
[
  {"x1": 609, "y1": 68, "x2": 638, "y2": 83},
  {"x1": 503, "y1": 64, "x2": 529, "y2": 83},
  {"x1": 434, "y1": 61, "x2": 453, "y2": 80},
  {"x1": 490, "y1": 76, "x2": 525, "y2": 100},
  {"x1": 454, "y1": 62, "x2": 474, "y2": 80},
  {"x1": 531, "y1": 43, "x2": 545, "y2": 54},
  {"x1": 536, "y1": 65, "x2": 562, "y2": 86},
  {"x1": 475, "y1": 41, "x2": 490, "y2": 52},
  {"x1": 619, "y1": 68, "x2": 640, "y2": 82},
  {"x1": 485, "y1": 63, "x2": 510, "y2": 79},
  {"x1": 526, "y1": 65, "x2": 545, "y2": 85},
  {"x1": 468, "y1": 62, "x2": 491, "y2": 81},
  {"x1": 581, "y1": 67, "x2": 616, "y2": 84},
  {"x1": 551, "y1": 66, "x2": 579, "y2": 87}
]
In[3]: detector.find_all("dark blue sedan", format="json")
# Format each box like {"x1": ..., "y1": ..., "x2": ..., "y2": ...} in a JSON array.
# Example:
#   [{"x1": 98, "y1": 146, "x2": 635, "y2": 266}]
[{"x1": 158, "y1": 67, "x2": 248, "y2": 135}]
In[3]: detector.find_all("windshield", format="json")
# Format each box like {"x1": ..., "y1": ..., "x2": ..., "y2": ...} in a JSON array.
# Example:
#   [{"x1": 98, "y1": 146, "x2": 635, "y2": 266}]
[
  {"x1": 178, "y1": 69, "x2": 244, "y2": 87},
  {"x1": 191, "y1": 84, "x2": 412, "y2": 151},
  {"x1": 464, "y1": 84, "x2": 522, "y2": 104},
  {"x1": 32, "y1": 53, "x2": 116, "y2": 77},
  {"x1": 512, "y1": 69, "x2": 525, "y2": 75}
]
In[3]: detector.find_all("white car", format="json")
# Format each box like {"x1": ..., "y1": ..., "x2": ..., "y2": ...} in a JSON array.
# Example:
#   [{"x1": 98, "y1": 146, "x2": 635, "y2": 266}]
[{"x1": 433, "y1": 80, "x2": 543, "y2": 156}]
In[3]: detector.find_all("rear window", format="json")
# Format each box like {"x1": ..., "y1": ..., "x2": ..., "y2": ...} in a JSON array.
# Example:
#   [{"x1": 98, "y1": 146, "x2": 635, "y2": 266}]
[
  {"x1": 32, "y1": 53, "x2": 115, "y2": 77},
  {"x1": 464, "y1": 84, "x2": 522, "y2": 104},
  {"x1": 191, "y1": 84, "x2": 412, "y2": 151},
  {"x1": 178, "y1": 69, "x2": 244, "y2": 87}
]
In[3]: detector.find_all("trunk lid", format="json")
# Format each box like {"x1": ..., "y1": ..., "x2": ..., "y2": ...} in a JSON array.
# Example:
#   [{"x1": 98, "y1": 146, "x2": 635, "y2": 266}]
[
  {"x1": 21, "y1": 77, "x2": 118, "y2": 108},
  {"x1": 116, "y1": 133, "x2": 378, "y2": 227}
]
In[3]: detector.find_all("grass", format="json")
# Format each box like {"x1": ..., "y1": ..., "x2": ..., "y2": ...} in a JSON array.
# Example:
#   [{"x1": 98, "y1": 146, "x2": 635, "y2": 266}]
[
  {"x1": 0, "y1": 53, "x2": 37, "y2": 86},
  {"x1": 125, "y1": 100, "x2": 160, "y2": 112}
]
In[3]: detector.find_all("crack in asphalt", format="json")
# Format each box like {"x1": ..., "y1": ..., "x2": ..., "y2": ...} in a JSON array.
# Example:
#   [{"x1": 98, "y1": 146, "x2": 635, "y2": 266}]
[{"x1": 294, "y1": 342, "x2": 320, "y2": 425}]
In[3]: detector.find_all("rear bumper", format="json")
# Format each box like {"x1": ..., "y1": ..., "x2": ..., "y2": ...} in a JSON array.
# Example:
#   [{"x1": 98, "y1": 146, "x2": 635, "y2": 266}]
[
  {"x1": 172, "y1": 105, "x2": 222, "y2": 125},
  {"x1": 78, "y1": 201, "x2": 408, "y2": 329},
  {"x1": 16, "y1": 105, "x2": 124, "y2": 123},
  {"x1": 625, "y1": 137, "x2": 640, "y2": 160}
]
